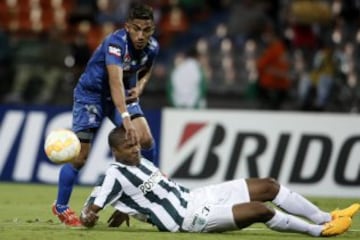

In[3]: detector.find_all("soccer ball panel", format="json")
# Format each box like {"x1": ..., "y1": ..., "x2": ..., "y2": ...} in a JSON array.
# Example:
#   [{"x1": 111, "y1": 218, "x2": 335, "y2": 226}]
[{"x1": 44, "y1": 129, "x2": 81, "y2": 164}]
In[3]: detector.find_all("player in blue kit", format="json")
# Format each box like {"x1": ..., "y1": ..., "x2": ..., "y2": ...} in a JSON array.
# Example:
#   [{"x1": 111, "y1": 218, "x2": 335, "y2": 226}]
[{"x1": 51, "y1": 3, "x2": 159, "y2": 226}]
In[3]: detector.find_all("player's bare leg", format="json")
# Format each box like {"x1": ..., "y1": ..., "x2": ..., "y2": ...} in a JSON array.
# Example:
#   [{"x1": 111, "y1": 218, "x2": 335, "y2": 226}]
[{"x1": 132, "y1": 117, "x2": 156, "y2": 163}]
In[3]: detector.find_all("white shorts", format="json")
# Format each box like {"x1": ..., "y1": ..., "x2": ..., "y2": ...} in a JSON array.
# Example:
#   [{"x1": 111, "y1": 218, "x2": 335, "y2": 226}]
[{"x1": 181, "y1": 179, "x2": 250, "y2": 232}]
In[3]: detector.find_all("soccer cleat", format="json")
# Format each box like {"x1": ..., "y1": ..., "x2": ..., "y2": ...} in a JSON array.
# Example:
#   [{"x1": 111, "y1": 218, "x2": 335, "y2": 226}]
[
  {"x1": 321, "y1": 217, "x2": 351, "y2": 237},
  {"x1": 331, "y1": 203, "x2": 360, "y2": 219},
  {"x1": 52, "y1": 203, "x2": 82, "y2": 227}
]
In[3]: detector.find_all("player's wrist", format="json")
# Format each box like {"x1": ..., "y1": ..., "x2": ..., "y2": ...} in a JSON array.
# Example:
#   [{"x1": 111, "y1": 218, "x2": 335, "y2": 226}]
[{"x1": 121, "y1": 111, "x2": 130, "y2": 119}]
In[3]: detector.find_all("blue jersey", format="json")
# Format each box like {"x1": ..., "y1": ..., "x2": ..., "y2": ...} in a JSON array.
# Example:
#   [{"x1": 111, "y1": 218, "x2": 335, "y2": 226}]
[
  {"x1": 75, "y1": 28, "x2": 159, "y2": 102},
  {"x1": 71, "y1": 29, "x2": 159, "y2": 134}
]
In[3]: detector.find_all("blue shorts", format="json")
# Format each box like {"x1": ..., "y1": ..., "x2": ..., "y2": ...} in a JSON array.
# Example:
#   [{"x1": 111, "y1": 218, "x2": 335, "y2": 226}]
[{"x1": 72, "y1": 98, "x2": 144, "y2": 134}]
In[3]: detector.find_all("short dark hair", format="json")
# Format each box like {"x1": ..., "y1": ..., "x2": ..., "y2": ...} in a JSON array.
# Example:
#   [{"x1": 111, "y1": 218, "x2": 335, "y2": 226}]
[
  {"x1": 127, "y1": 3, "x2": 154, "y2": 21},
  {"x1": 108, "y1": 127, "x2": 126, "y2": 148}
]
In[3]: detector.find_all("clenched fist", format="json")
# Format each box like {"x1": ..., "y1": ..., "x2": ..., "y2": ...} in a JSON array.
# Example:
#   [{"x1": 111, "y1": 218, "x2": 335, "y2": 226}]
[{"x1": 80, "y1": 206, "x2": 99, "y2": 228}]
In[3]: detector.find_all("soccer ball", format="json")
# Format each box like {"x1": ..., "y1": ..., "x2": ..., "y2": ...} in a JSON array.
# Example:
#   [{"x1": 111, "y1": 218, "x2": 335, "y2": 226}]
[{"x1": 44, "y1": 129, "x2": 81, "y2": 164}]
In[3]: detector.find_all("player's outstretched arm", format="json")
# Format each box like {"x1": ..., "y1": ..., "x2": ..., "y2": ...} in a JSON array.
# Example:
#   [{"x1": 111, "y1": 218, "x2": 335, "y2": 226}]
[{"x1": 107, "y1": 64, "x2": 138, "y2": 144}]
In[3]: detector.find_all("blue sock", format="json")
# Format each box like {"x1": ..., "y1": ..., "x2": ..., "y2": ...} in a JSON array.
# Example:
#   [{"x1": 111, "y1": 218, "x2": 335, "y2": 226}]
[
  {"x1": 141, "y1": 142, "x2": 157, "y2": 165},
  {"x1": 56, "y1": 163, "x2": 79, "y2": 209}
]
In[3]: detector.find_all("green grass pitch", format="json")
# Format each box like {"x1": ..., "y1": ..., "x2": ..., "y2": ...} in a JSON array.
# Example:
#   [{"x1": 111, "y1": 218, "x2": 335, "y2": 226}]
[{"x1": 0, "y1": 182, "x2": 359, "y2": 240}]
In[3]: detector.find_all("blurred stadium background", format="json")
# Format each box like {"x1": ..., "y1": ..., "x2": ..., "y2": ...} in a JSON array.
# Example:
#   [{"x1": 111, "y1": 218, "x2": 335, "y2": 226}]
[{"x1": 0, "y1": 0, "x2": 360, "y2": 111}]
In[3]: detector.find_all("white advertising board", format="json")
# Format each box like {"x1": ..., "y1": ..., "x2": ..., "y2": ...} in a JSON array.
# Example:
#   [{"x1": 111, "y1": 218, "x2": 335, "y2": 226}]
[{"x1": 160, "y1": 109, "x2": 360, "y2": 197}]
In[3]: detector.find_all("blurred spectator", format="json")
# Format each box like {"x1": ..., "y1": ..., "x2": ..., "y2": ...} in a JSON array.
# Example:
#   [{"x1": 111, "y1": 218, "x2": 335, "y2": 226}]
[
  {"x1": 86, "y1": 20, "x2": 116, "y2": 52},
  {"x1": 95, "y1": 0, "x2": 131, "y2": 24},
  {"x1": 290, "y1": 0, "x2": 332, "y2": 25},
  {"x1": 335, "y1": 42, "x2": 359, "y2": 112},
  {"x1": 68, "y1": 0, "x2": 97, "y2": 24},
  {"x1": 1, "y1": 0, "x2": 360, "y2": 111},
  {"x1": 297, "y1": 41, "x2": 338, "y2": 111},
  {"x1": 178, "y1": 0, "x2": 207, "y2": 21},
  {"x1": 69, "y1": 23, "x2": 92, "y2": 80},
  {"x1": 4, "y1": 32, "x2": 45, "y2": 104},
  {"x1": 158, "y1": 1, "x2": 189, "y2": 47},
  {"x1": 167, "y1": 47, "x2": 207, "y2": 108},
  {"x1": 5, "y1": 27, "x2": 70, "y2": 104},
  {"x1": 256, "y1": 23, "x2": 291, "y2": 110},
  {"x1": 227, "y1": 0, "x2": 267, "y2": 42},
  {"x1": 290, "y1": 23, "x2": 317, "y2": 51},
  {"x1": 41, "y1": 27, "x2": 71, "y2": 103}
]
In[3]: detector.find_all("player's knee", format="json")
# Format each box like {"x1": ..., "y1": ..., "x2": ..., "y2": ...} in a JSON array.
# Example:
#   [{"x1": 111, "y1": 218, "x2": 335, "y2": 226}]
[
  {"x1": 262, "y1": 177, "x2": 280, "y2": 199},
  {"x1": 72, "y1": 146, "x2": 90, "y2": 169},
  {"x1": 233, "y1": 202, "x2": 274, "y2": 228},
  {"x1": 252, "y1": 202, "x2": 275, "y2": 223}
]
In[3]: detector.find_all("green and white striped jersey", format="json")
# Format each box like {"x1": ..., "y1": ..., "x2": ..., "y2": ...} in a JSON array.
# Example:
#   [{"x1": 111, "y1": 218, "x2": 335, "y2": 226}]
[{"x1": 84, "y1": 158, "x2": 190, "y2": 232}]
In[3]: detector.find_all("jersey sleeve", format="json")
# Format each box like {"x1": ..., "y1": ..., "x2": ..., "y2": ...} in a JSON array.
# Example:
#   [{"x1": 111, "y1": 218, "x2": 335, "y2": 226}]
[
  {"x1": 92, "y1": 168, "x2": 123, "y2": 208},
  {"x1": 104, "y1": 34, "x2": 125, "y2": 67}
]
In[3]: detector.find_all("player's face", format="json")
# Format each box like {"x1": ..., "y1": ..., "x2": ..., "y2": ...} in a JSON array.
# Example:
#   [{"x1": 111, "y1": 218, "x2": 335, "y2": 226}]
[
  {"x1": 113, "y1": 140, "x2": 141, "y2": 166},
  {"x1": 125, "y1": 19, "x2": 154, "y2": 50}
]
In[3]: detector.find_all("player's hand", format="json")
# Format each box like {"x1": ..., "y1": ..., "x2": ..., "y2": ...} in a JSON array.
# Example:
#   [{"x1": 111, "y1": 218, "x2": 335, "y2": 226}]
[
  {"x1": 107, "y1": 210, "x2": 130, "y2": 228},
  {"x1": 122, "y1": 118, "x2": 138, "y2": 145},
  {"x1": 80, "y1": 207, "x2": 99, "y2": 228},
  {"x1": 126, "y1": 87, "x2": 140, "y2": 102}
]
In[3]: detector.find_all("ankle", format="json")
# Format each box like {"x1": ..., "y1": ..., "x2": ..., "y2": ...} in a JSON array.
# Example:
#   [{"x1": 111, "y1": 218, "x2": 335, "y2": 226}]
[{"x1": 55, "y1": 204, "x2": 69, "y2": 213}]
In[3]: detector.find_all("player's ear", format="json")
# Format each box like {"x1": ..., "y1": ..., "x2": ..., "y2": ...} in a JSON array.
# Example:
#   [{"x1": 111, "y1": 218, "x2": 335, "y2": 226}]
[{"x1": 111, "y1": 146, "x2": 117, "y2": 155}]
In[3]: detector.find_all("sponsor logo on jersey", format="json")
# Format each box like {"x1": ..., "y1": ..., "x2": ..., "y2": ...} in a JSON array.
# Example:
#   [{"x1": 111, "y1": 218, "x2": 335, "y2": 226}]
[
  {"x1": 108, "y1": 45, "x2": 121, "y2": 57},
  {"x1": 139, "y1": 170, "x2": 162, "y2": 194}
]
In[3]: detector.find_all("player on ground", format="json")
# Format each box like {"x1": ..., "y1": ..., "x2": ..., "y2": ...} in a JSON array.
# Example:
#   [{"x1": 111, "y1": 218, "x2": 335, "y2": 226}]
[
  {"x1": 52, "y1": 3, "x2": 159, "y2": 226},
  {"x1": 80, "y1": 126, "x2": 360, "y2": 237}
]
